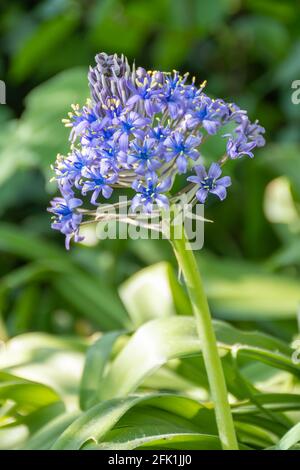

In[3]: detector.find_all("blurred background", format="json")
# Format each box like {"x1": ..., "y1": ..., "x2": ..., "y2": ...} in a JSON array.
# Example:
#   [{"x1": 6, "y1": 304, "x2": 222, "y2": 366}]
[{"x1": 1, "y1": 0, "x2": 300, "y2": 341}]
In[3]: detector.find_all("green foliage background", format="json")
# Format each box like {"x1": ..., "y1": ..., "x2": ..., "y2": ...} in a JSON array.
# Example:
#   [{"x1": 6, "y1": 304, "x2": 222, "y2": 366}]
[{"x1": 0, "y1": 0, "x2": 300, "y2": 450}]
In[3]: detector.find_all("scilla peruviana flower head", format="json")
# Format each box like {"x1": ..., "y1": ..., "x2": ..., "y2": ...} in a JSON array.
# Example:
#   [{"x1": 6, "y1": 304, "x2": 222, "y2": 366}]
[{"x1": 48, "y1": 52, "x2": 265, "y2": 248}]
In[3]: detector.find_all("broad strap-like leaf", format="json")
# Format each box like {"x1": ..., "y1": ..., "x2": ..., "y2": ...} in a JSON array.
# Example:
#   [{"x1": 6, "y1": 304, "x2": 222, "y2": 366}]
[{"x1": 97, "y1": 317, "x2": 298, "y2": 401}]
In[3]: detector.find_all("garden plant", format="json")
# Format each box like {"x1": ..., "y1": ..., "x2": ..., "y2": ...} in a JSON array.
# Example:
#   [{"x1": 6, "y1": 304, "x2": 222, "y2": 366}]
[{"x1": 0, "y1": 0, "x2": 300, "y2": 453}]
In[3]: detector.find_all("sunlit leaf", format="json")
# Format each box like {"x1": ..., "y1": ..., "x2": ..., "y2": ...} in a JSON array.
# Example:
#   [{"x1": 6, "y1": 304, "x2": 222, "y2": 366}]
[
  {"x1": 98, "y1": 317, "x2": 297, "y2": 401},
  {"x1": 119, "y1": 262, "x2": 191, "y2": 326}
]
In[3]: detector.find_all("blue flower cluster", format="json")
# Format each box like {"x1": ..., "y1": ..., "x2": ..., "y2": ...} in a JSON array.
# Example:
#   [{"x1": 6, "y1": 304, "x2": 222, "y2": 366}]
[{"x1": 49, "y1": 53, "x2": 265, "y2": 248}]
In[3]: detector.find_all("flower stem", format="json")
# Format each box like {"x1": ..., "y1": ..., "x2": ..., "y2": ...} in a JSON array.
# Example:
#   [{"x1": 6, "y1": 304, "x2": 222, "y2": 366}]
[{"x1": 171, "y1": 230, "x2": 238, "y2": 450}]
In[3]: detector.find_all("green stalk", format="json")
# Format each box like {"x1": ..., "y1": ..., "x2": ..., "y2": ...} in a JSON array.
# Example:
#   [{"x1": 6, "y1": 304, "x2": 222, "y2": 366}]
[{"x1": 171, "y1": 230, "x2": 238, "y2": 450}]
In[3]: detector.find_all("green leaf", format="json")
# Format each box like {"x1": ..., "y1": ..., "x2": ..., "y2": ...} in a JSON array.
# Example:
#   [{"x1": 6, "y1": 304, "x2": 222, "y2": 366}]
[
  {"x1": 0, "y1": 401, "x2": 66, "y2": 450},
  {"x1": 0, "y1": 372, "x2": 60, "y2": 409},
  {"x1": 195, "y1": 0, "x2": 231, "y2": 32},
  {"x1": 0, "y1": 223, "x2": 129, "y2": 330},
  {"x1": 86, "y1": 432, "x2": 222, "y2": 450},
  {"x1": 199, "y1": 252, "x2": 300, "y2": 320},
  {"x1": 52, "y1": 394, "x2": 218, "y2": 450},
  {"x1": 119, "y1": 262, "x2": 191, "y2": 327},
  {"x1": 19, "y1": 67, "x2": 88, "y2": 170},
  {"x1": 9, "y1": 284, "x2": 39, "y2": 334},
  {"x1": 22, "y1": 402, "x2": 66, "y2": 436},
  {"x1": 275, "y1": 41, "x2": 300, "y2": 85},
  {"x1": 0, "y1": 263, "x2": 49, "y2": 293},
  {"x1": 122, "y1": 256, "x2": 300, "y2": 322},
  {"x1": 80, "y1": 332, "x2": 122, "y2": 410},
  {"x1": 52, "y1": 396, "x2": 146, "y2": 449},
  {"x1": 275, "y1": 422, "x2": 300, "y2": 450},
  {"x1": 98, "y1": 317, "x2": 297, "y2": 401},
  {"x1": 151, "y1": 31, "x2": 193, "y2": 70},
  {"x1": 235, "y1": 421, "x2": 278, "y2": 448},
  {"x1": 136, "y1": 434, "x2": 221, "y2": 450},
  {"x1": 260, "y1": 143, "x2": 300, "y2": 194},
  {"x1": 10, "y1": 13, "x2": 80, "y2": 82},
  {"x1": 0, "y1": 68, "x2": 88, "y2": 186},
  {"x1": 234, "y1": 393, "x2": 300, "y2": 414},
  {"x1": 0, "y1": 121, "x2": 35, "y2": 186},
  {"x1": 0, "y1": 222, "x2": 65, "y2": 261},
  {"x1": 22, "y1": 411, "x2": 79, "y2": 450},
  {"x1": 0, "y1": 334, "x2": 86, "y2": 404},
  {"x1": 234, "y1": 16, "x2": 288, "y2": 62},
  {"x1": 54, "y1": 272, "x2": 129, "y2": 330},
  {"x1": 89, "y1": 1, "x2": 148, "y2": 56}
]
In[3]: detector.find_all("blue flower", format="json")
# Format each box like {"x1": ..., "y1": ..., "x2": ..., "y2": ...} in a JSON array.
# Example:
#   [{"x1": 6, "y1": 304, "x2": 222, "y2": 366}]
[
  {"x1": 187, "y1": 96, "x2": 232, "y2": 135},
  {"x1": 236, "y1": 117, "x2": 265, "y2": 147},
  {"x1": 131, "y1": 173, "x2": 172, "y2": 213},
  {"x1": 81, "y1": 162, "x2": 118, "y2": 204},
  {"x1": 54, "y1": 149, "x2": 91, "y2": 188},
  {"x1": 224, "y1": 116, "x2": 265, "y2": 159},
  {"x1": 164, "y1": 132, "x2": 201, "y2": 173},
  {"x1": 98, "y1": 143, "x2": 121, "y2": 168},
  {"x1": 187, "y1": 163, "x2": 231, "y2": 203},
  {"x1": 126, "y1": 69, "x2": 162, "y2": 116},
  {"x1": 48, "y1": 186, "x2": 83, "y2": 249},
  {"x1": 226, "y1": 134, "x2": 257, "y2": 159},
  {"x1": 149, "y1": 123, "x2": 171, "y2": 144},
  {"x1": 51, "y1": 53, "x2": 265, "y2": 248},
  {"x1": 125, "y1": 139, "x2": 161, "y2": 174},
  {"x1": 80, "y1": 118, "x2": 115, "y2": 149},
  {"x1": 183, "y1": 79, "x2": 206, "y2": 102},
  {"x1": 101, "y1": 97, "x2": 123, "y2": 120},
  {"x1": 159, "y1": 71, "x2": 187, "y2": 119},
  {"x1": 113, "y1": 111, "x2": 149, "y2": 151},
  {"x1": 223, "y1": 111, "x2": 265, "y2": 159},
  {"x1": 64, "y1": 104, "x2": 101, "y2": 143}
]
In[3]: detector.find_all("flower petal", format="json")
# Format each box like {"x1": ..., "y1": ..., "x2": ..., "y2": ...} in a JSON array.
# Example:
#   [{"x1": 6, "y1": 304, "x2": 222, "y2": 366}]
[
  {"x1": 196, "y1": 188, "x2": 208, "y2": 203},
  {"x1": 176, "y1": 154, "x2": 187, "y2": 174},
  {"x1": 216, "y1": 176, "x2": 231, "y2": 188},
  {"x1": 91, "y1": 188, "x2": 101, "y2": 205},
  {"x1": 210, "y1": 185, "x2": 227, "y2": 201},
  {"x1": 157, "y1": 177, "x2": 172, "y2": 193},
  {"x1": 102, "y1": 185, "x2": 113, "y2": 199},
  {"x1": 194, "y1": 165, "x2": 207, "y2": 180},
  {"x1": 119, "y1": 133, "x2": 129, "y2": 151},
  {"x1": 156, "y1": 194, "x2": 169, "y2": 209},
  {"x1": 187, "y1": 175, "x2": 200, "y2": 184},
  {"x1": 126, "y1": 95, "x2": 140, "y2": 107},
  {"x1": 130, "y1": 194, "x2": 142, "y2": 212},
  {"x1": 68, "y1": 198, "x2": 83, "y2": 209},
  {"x1": 208, "y1": 162, "x2": 222, "y2": 179}
]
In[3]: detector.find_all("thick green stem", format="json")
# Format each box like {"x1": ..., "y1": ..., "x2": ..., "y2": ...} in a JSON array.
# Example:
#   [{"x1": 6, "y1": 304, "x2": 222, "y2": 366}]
[{"x1": 171, "y1": 231, "x2": 238, "y2": 450}]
